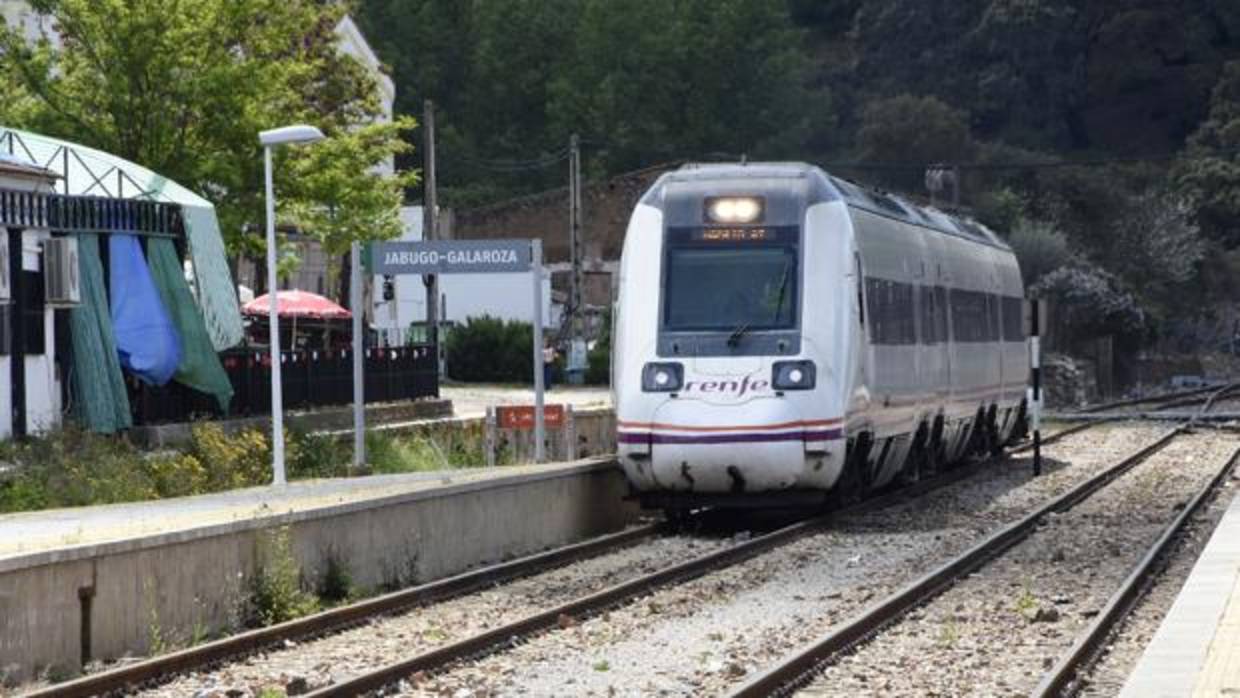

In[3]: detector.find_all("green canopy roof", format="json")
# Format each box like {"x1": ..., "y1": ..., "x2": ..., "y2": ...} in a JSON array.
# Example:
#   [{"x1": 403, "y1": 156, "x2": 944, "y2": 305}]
[{"x1": 0, "y1": 126, "x2": 243, "y2": 350}]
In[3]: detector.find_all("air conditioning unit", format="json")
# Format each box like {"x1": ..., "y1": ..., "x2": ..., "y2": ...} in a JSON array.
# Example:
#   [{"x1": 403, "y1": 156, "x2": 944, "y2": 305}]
[
  {"x1": 0, "y1": 240, "x2": 9, "y2": 304},
  {"x1": 43, "y1": 237, "x2": 81, "y2": 307}
]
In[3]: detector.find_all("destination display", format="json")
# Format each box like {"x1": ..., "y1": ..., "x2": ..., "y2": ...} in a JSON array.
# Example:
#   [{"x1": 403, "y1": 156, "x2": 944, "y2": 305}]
[{"x1": 369, "y1": 239, "x2": 532, "y2": 275}]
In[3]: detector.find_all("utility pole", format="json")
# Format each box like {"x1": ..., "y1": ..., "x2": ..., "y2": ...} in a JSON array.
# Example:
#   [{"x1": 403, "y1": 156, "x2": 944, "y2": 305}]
[
  {"x1": 423, "y1": 99, "x2": 439, "y2": 350},
  {"x1": 568, "y1": 133, "x2": 584, "y2": 382}
]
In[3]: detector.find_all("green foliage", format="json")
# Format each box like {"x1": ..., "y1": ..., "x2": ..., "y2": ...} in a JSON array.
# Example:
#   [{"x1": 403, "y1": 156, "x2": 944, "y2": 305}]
[
  {"x1": 1031, "y1": 264, "x2": 1147, "y2": 341},
  {"x1": 250, "y1": 527, "x2": 320, "y2": 627},
  {"x1": 444, "y1": 315, "x2": 534, "y2": 383},
  {"x1": 1007, "y1": 218, "x2": 1071, "y2": 287},
  {"x1": 318, "y1": 549, "x2": 354, "y2": 603},
  {"x1": 585, "y1": 310, "x2": 611, "y2": 386},
  {"x1": 1178, "y1": 60, "x2": 1240, "y2": 248},
  {"x1": 0, "y1": 419, "x2": 496, "y2": 514},
  {"x1": 357, "y1": 0, "x2": 822, "y2": 202},
  {"x1": 856, "y1": 94, "x2": 975, "y2": 191},
  {"x1": 0, "y1": 0, "x2": 416, "y2": 258}
]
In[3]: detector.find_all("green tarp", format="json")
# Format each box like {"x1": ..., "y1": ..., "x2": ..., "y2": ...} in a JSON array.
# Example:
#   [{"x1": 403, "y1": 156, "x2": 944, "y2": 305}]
[
  {"x1": 148, "y1": 238, "x2": 235, "y2": 412},
  {"x1": 69, "y1": 235, "x2": 132, "y2": 433}
]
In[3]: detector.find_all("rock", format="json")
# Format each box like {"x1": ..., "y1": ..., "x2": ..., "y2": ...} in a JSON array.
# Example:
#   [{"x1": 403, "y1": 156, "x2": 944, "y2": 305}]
[
  {"x1": 1032, "y1": 607, "x2": 1061, "y2": 623},
  {"x1": 283, "y1": 639, "x2": 297, "y2": 649},
  {"x1": 285, "y1": 677, "x2": 310, "y2": 696},
  {"x1": 1051, "y1": 548, "x2": 1066, "y2": 563},
  {"x1": 726, "y1": 662, "x2": 747, "y2": 678},
  {"x1": 557, "y1": 613, "x2": 578, "y2": 629},
  {"x1": 1052, "y1": 595, "x2": 1071, "y2": 605},
  {"x1": 453, "y1": 689, "x2": 474, "y2": 698}
]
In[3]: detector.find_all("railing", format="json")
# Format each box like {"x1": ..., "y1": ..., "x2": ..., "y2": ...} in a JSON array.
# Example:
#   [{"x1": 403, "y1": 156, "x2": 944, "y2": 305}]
[
  {"x1": 0, "y1": 188, "x2": 184, "y2": 238},
  {"x1": 130, "y1": 343, "x2": 439, "y2": 425}
]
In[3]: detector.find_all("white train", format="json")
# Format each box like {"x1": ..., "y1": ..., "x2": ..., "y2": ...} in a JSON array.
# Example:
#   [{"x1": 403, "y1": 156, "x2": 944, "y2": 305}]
[{"x1": 613, "y1": 163, "x2": 1028, "y2": 510}]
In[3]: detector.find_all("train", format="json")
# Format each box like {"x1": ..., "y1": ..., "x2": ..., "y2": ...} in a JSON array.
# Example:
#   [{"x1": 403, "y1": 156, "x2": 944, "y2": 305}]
[{"x1": 612, "y1": 162, "x2": 1028, "y2": 511}]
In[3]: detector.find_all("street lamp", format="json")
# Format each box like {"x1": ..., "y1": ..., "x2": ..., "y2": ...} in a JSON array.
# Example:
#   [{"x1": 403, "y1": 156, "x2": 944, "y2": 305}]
[{"x1": 259, "y1": 124, "x2": 325, "y2": 485}]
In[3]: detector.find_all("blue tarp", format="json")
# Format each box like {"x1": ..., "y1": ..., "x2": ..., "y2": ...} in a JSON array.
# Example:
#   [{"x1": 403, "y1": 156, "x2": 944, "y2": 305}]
[{"x1": 109, "y1": 235, "x2": 182, "y2": 385}]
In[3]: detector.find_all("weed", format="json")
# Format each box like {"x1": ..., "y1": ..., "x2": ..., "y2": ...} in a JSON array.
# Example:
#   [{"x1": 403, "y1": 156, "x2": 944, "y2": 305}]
[
  {"x1": 250, "y1": 527, "x2": 320, "y2": 626},
  {"x1": 318, "y1": 549, "x2": 354, "y2": 603},
  {"x1": 937, "y1": 619, "x2": 960, "y2": 647},
  {"x1": 593, "y1": 659, "x2": 611, "y2": 672},
  {"x1": 1014, "y1": 585, "x2": 1038, "y2": 620},
  {"x1": 256, "y1": 687, "x2": 287, "y2": 698}
]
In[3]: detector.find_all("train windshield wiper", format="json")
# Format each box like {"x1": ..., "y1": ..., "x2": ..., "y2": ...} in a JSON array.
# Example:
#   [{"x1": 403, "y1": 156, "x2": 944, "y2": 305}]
[
  {"x1": 727, "y1": 323, "x2": 750, "y2": 348},
  {"x1": 771, "y1": 262, "x2": 791, "y2": 324}
]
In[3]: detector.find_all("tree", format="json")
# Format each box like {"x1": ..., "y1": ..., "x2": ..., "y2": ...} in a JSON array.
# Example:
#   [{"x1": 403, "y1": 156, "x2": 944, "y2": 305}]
[
  {"x1": 855, "y1": 94, "x2": 974, "y2": 192},
  {"x1": 1177, "y1": 60, "x2": 1240, "y2": 248},
  {"x1": 1006, "y1": 218, "x2": 1071, "y2": 287},
  {"x1": 0, "y1": 0, "x2": 415, "y2": 260}
]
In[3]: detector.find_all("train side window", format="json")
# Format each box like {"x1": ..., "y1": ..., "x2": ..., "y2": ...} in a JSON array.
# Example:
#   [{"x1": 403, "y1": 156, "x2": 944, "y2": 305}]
[
  {"x1": 856, "y1": 254, "x2": 866, "y2": 327},
  {"x1": 1002, "y1": 296, "x2": 1024, "y2": 341}
]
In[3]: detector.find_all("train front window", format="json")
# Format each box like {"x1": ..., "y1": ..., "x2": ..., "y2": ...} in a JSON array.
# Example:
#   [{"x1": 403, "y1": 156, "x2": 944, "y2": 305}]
[{"x1": 663, "y1": 246, "x2": 798, "y2": 331}]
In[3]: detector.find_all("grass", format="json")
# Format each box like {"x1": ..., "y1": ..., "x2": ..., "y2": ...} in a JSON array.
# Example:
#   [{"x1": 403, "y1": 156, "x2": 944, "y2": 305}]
[{"x1": 0, "y1": 420, "x2": 495, "y2": 514}]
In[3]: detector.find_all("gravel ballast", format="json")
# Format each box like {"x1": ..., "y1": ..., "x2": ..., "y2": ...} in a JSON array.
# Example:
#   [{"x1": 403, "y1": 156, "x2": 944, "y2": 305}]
[
  {"x1": 796, "y1": 429, "x2": 1239, "y2": 697},
  {"x1": 1077, "y1": 440, "x2": 1240, "y2": 696},
  {"x1": 132, "y1": 534, "x2": 731, "y2": 697},
  {"x1": 400, "y1": 423, "x2": 1171, "y2": 696}
]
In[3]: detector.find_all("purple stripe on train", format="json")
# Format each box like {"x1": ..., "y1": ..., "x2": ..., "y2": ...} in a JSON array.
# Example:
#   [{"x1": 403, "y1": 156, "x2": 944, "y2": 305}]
[{"x1": 617, "y1": 429, "x2": 843, "y2": 445}]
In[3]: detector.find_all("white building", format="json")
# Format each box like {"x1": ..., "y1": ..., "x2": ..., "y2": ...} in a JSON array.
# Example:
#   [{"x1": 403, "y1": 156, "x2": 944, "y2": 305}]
[
  {"x1": 374, "y1": 206, "x2": 558, "y2": 346},
  {"x1": 0, "y1": 157, "x2": 63, "y2": 437}
]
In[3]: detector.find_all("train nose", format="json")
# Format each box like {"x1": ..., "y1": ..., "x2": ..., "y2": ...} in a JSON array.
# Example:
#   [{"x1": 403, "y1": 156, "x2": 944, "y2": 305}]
[{"x1": 646, "y1": 398, "x2": 808, "y2": 492}]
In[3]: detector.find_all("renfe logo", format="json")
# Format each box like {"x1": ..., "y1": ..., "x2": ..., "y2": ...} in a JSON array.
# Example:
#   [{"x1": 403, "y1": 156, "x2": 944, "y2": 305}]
[{"x1": 683, "y1": 374, "x2": 771, "y2": 397}]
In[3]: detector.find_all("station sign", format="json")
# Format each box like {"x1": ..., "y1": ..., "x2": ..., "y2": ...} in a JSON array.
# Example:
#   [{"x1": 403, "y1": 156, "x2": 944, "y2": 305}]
[{"x1": 369, "y1": 239, "x2": 531, "y2": 275}]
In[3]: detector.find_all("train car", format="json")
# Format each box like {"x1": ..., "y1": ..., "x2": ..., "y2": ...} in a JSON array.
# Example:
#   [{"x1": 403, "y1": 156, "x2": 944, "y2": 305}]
[{"x1": 612, "y1": 162, "x2": 1027, "y2": 511}]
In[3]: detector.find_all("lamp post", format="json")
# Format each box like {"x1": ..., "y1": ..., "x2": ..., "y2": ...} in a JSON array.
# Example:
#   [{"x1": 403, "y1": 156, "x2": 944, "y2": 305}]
[{"x1": 259, "y1": 124, "x2": 325, "y2": 485}]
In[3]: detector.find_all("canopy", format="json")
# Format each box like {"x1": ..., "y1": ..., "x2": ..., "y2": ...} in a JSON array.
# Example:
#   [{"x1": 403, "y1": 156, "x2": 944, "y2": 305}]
[
  {"x1": 0, "y1": 126, "x2": 243, "y2": 350},
  {"x1": 242, "y1": 290, "x2": 351, "y2": 319}
]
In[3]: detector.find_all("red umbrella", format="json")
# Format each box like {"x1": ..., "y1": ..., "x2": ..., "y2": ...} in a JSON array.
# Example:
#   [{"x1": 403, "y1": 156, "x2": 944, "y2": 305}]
[{"x1": 242, "y1": 290, "x2": 352, "y2": 319}]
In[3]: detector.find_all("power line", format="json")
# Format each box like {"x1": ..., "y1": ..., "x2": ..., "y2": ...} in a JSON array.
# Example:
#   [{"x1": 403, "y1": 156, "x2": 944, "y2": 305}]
[
  {"x1": 821, "y1": 147, "x2": 1240, "y2": 173},
  {"x1": 451, "y1": 146, "x2": 572, "y2": 172}
]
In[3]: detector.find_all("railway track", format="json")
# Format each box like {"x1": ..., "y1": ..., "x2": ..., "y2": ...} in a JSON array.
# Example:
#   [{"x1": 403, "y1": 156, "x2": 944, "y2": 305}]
[
  {"x1": 22, "y1": 393, "x2": 1212, "y2": 697},
  {"x1": 27, "y1": 522, "x2": 670, "y2": 698},
  {"x1": 730, "y1": 385, "x2": 1239, "y2": 698}
]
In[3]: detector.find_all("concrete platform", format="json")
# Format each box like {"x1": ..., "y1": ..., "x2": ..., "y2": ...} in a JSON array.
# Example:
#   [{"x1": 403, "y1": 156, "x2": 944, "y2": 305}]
[
  {"x1": 1123, "y1": 490, "x2": 1240, "y2": 696},
  {"x1": 0, "y1": 459, "x2": 638, "y2": 683}
]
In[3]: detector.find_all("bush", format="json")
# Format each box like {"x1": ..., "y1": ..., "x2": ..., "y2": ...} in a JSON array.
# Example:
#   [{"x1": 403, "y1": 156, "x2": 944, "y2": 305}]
[
  {"x1": 1007, "y1": 217, "x2": 1071, "y2": 287},
  {"x1": 585, "y1": 309, "x2": 611, "y2": 385},
  {"x1": 249, "y1": 527, "x2": 319, "y2": 626},
  {"x1": 444, "y1": 315, "x2": 533, "y2": 383}
]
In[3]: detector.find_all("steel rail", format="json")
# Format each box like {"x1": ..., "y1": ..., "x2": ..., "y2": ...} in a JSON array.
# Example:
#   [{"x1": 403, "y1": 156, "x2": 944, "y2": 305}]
[
  {"x1": 1027, "y1": 381, "x2": 1240, "y2": 697},
  {"x1": 301, "y1": 449, "x2": 1038, "y2": 697},
  {"x1": 25, "y1": 521, "x2": 664, "y2": 698},
  {"x1": 726, "y1": 425, "x2": 1184, "y2": 698},
  {"x1": 1077, "y1": 383, "x2": 1224, "y2": 414},
  {"x1": 1031, "y1": 440, "x2": 1240, "y2": 697},
  {"x1": 26, "y1": 413, "x2": 1112, "y2": 697},
  {"x1": 300, "y1": 423, "x2": 1116, "y2": 698}
]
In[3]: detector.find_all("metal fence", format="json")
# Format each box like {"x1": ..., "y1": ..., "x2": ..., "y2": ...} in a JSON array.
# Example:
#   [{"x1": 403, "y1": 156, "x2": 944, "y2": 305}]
[{"x1": 130, "y1": 344, "x2": 439, "y2": 425}]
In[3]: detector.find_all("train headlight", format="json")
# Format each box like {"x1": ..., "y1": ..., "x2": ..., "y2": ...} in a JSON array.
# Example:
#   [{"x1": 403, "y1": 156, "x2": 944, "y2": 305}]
[
  {"x1": 772, "y1": 360, "x2": 816, "y2": 390},
  {"x1": 704, "y1": 196, "x2": 764, "y2": 224},
  {"x1": 642, "y1": 362, "x2": 684, "y2": 392}
]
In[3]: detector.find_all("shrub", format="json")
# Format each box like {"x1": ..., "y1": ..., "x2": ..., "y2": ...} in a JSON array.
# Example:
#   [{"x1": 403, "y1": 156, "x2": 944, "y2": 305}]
[
  {"x1": 444, "y1": 315, "x2": 533, "y2": 383},
  {"x1": 1007, "y1": 217, "x2": 1071, "y2": 287},
  {"x1": 249, "y1": 527, "x2": 319, "y2": 626},
  {"x1": 585, "y1": 310, "x2": 612, "y2": 386}
]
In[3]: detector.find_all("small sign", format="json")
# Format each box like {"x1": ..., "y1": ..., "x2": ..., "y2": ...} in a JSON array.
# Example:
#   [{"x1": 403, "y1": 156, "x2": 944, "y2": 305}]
[
  {"x1": 497, "y1": 404, "x2": 564, "y2": 430},
  {"x1": 369, "y1": 240, "x2": 532, "y2": 275}
]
